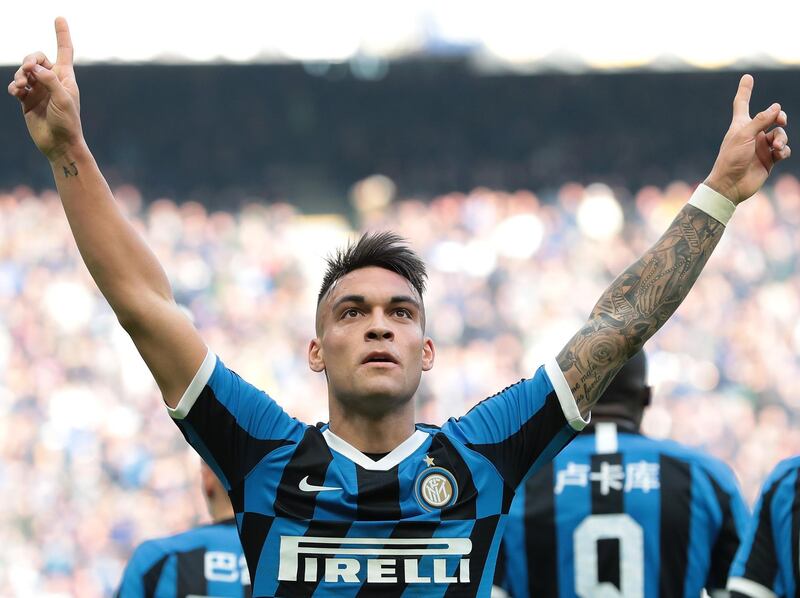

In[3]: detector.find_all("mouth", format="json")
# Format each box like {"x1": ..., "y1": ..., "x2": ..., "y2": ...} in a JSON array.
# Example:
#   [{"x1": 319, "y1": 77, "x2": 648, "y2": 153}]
[{"x1": 362, "y1": 352, "x2": 399, "y2": 366}]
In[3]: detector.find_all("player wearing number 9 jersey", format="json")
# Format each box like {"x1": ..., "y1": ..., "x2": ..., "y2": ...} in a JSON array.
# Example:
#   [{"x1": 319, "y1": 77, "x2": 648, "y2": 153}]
[
  {"x1": 116, "y1": 462, "x2": 251, "y2": 598},
  {"x1": 727, "y1": 456, "x2": 800, "y2": 598},
  {"x1": 494, "y1": 351, "x2": 750, "y2": 598}
]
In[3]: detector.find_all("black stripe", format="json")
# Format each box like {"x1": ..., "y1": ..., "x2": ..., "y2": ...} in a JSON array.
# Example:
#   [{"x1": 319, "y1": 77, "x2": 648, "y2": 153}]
[
  {"x1": 273, "y1": 519, "x2": 353, "y2": 598},
  {"x1": 356, "y1": 466, "x2": 402, "y2": 521},
  {"x1": 431, "y1": 433, "x2": 477, "y2": 521},
  {"x1": 743, "y1": 471, "x2": 791, "y2": 587},
  {"x1": 466, "y1": 390, "x2": 571, "y2": 489},
  {"x1": 705, "y1": 474, "x2": 740, "y2": 591},
  {"x1": 659, "y1": 454, "x2": 691, "y2": 598},
  {"x1": 181, "y1": 386, "x2": 294, "y2": 486},
  {"x1": 526, "y1": 464, "x2": 558, "y2": 597},
  {"x1": 176, "y1": 547, "x2": 207, "y2": 597},
  {"x1": 239, "y1": 513, "x2": 274, "y2": 588},
  {"x1": 229, "y1": 480, "x2": 245, "y2": 514},
  {"x1": 141, "y1": 554, "x2": 168, "y2": 598},
  {"x1": 274, "y1": 427, "x2": 335, "y2": 520},
  {"x1": 355, "y1": 521, "x2": 440, "y2": 598},
  {"x1": 590, "y1": 454, "x2": 624, "y2": 515},
  {"x1": 590, "y1": 453, "x2": 624, "y2": 590},
  {"x1": 443, "y1": 515, "x2": 501, "y2": 597},
  {"x1": 793, "y1": 471, "x2": 800, "y2": 598}
]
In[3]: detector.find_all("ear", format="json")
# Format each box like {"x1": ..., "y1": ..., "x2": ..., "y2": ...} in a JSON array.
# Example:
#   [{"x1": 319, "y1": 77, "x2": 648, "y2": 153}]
[
  {"x1": 200, "y1": 462, "x2": 214, "y2": 498},
  {"x1": 308, "y1": 338, "x2": 325, "y2": 372},
  {"x1": 421, "y1": 337, "x2": 435, "y2": 371}
]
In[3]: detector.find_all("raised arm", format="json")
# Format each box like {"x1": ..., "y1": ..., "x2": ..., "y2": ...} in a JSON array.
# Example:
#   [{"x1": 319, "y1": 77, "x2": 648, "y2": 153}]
[
  {"x1": 558, "y1": 74, "x2": 791, "y2": 417},
  {"x1": 8, "y1": 18, "x2": 206, "y2": 407}
]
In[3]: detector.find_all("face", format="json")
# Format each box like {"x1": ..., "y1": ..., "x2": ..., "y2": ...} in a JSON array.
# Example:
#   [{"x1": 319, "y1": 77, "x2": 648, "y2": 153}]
[{"x1": 308, "y1": 267, "x2": 435, "y2": 416}]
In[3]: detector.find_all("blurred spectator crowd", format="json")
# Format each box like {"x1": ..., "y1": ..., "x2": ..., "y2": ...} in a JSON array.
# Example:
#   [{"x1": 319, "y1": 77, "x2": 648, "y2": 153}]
[{"x1": 2, "y1": 175, "x2": 800, "y2": 596}]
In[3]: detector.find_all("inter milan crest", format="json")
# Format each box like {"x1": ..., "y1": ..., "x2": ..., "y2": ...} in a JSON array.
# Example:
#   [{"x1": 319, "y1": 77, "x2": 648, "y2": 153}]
[{"x1": 414, "y1": 455, "x2": 458, "y2": 511}]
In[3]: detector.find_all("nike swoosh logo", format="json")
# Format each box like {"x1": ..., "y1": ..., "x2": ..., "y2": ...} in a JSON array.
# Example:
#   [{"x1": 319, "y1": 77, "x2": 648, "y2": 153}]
[{"x1": 299, "y1": 476, "x2": 342, "y2": 492}]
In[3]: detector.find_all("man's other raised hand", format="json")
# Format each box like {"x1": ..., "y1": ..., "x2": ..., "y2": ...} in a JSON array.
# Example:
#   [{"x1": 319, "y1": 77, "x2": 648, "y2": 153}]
[
  {"x1": 7, "y1": 17, "x2": 83, "y2": 161},
  {"x1": 705, "y1": 74, "x2": 791, "y2": 204}
]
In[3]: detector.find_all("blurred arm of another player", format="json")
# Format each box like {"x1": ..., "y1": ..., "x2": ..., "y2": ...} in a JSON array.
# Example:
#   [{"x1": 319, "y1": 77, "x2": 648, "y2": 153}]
[
  {"x1": 8, "y1": 17, "x2": 206, "y2": 408},
  {"x1": 556, "y1": 74, "x2": 790, "y2": 419}
]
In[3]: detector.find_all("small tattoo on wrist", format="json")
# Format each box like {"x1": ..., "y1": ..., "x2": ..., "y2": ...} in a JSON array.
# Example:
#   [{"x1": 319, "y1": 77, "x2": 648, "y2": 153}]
[{"x1": 62, "y1": 161, "x2": 78, "y2": 178}]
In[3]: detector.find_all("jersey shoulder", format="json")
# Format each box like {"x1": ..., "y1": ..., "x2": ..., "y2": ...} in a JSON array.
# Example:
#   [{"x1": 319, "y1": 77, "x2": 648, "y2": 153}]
[
  {"x1": 761, "y1": 455, "x2": 800, "y2": 492},
  {"x1": 132, "y1": 521, "x2": 237, "y2": 561},
  {"x1": 640, "y1": 435, "x2": 740, "y2": 491}
]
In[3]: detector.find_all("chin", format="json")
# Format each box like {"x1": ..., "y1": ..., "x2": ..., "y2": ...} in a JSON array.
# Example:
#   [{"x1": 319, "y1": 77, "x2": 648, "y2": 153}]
[{"x1": 341, "y1": 385, "x2": 414, "y2": 415}]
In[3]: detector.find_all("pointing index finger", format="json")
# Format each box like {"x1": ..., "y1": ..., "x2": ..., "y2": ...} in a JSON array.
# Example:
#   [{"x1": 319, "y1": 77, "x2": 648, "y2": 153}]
[
  {"x1": 54, "y1": 16, "x2": 74, "y2": 67},
  {"x1": 732, "y1": 74, "x2": 753, "y2": 122}
]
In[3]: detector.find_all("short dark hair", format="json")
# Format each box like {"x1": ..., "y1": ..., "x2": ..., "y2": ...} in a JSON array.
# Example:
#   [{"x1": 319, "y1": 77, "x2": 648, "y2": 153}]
[{"x1": 317, "y1": 231, "x2": 427, "y2": 305}]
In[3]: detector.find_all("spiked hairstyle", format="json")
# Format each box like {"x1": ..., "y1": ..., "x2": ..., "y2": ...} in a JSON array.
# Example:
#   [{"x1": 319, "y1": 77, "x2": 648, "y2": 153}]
[{"x1": 317, "y1": 231, "x2": 428, "y2": 325}]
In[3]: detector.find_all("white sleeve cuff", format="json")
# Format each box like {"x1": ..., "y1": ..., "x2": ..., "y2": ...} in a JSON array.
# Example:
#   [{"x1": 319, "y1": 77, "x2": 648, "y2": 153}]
[
  {"x1": 727, "y1": 577, "x2": 778, "y2": 598},
  {"x1": 544, "y1": 358, "x2": 590, "y2": 431},
  {"x1": 689, "y1": 183, "x2": 736, "y2": 226},
  {"x1": 166, "y1": 349, "x2": 216, "y2": 420}
]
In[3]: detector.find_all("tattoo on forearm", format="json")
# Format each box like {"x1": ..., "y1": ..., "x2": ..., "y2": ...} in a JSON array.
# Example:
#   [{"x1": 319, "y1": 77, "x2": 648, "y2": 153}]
[
  {"x1": 557, "y1": 205, "x2": 725, "y2": 412},
  {"x1": 62, "y1": 161, "x2": 78, "y2": 178}
]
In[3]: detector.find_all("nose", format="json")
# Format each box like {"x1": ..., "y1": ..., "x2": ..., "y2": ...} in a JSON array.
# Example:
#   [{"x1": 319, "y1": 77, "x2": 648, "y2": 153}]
[{"x1": 365, "y1": 311, "x2": 394, "y2": 341}]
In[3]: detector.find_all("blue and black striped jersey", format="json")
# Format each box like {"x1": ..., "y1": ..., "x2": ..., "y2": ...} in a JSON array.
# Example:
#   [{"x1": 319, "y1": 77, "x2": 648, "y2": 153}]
[
  {"x1": 728, "y1": 456, "x2": 800, "y2": 598},
  {"x1": 116, "y1": 519, "x2": 251, "y2": 598},
  {"x1": 166, "y1": 351, "x2": 588, "y2": 597},
  {"x1": 495, "y1": 422, "x2": 749, "y2": 598}
]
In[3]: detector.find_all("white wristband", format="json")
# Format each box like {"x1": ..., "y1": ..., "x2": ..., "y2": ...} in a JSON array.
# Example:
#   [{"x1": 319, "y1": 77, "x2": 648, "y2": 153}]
[{"x1": 688, "y1": 184, "x2": 736, "y2": 226}]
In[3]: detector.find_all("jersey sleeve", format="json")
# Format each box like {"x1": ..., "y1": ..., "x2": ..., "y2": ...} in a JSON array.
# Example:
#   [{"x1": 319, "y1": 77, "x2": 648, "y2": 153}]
[
  {"x1": 166, "y1": 349, "x2": 306, "y2": 491},
  {"x1": 116, "y1": 541, "x2": 168, "y2": 598},
  {"x1": 727, "y1": 466, "x2": 796, "y2": 598},
  {"x1": 704, "y1": 461, "x2": 751, "y2": 592},
  {"x1": 441, "y1": 358, "x2": 588, "y2": 489}
]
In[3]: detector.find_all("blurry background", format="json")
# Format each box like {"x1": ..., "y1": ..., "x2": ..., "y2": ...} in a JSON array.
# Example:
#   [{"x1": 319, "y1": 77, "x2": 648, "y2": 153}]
[{"x1": 2, "y1": 3, "x2": 800, "y2": 596}]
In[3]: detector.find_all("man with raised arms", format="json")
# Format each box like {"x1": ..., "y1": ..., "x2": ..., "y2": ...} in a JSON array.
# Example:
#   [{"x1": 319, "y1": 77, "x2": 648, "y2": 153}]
[{"x1": 9, "y1": 18, "x2": 790, "y2": 597}]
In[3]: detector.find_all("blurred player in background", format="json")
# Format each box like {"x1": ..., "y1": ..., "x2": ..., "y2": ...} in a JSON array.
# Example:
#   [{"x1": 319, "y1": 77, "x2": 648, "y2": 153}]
[
  {"x1": 494, "y1": 351, "x2": 749, "y2": 597},
  {"x1": 116, "y1": 462, "x2": 250, "y2": 598},
  {"x1": 727, "y1": 457, "x2": 800, "y2": 598},
  {"x1": 9, "y1": 17, "x2": 790, "y2": 597}
]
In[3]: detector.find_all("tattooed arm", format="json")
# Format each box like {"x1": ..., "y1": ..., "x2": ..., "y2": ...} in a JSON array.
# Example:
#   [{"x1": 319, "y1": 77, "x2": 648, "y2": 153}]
[
  {"x1": 8, "y1": 19, "x2": 206, "y2": 408},
  {"x1": 558, "y1": 204, "x2": 724, "y2": 413},
  {"x1": 559, "y1": 74, "x2": 791, "y2": 416}
]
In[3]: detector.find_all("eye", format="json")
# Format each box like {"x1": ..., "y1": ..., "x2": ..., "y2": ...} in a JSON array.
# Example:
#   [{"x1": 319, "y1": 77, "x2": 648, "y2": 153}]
[
  {"x1": 395, "y1": 308, "x2": 412, "y2": 318},
  {"x1": 342, "y1": 308, "x2": 361, "y2": 318}
]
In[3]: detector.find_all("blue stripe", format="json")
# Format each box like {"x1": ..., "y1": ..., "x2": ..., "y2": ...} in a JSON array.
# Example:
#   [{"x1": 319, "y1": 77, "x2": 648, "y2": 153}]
[
  {"x1": 554, "y1": 450, "x2": 591, "y2": 598},
  {"x1": 243, "y1": 443, "x2": 296, "y2": 517},
  {"x1": 478, "y1": 517, "x2": 506, "y2": 598},
  {"x1": 398, "y1": 449, "x2": 437, "y2": 519},
  {"x1": 256, "y1": 518, "x2": 309, "y2": 596},
  {"x1": 684, "y1": 463, "x2": 717, "y2": 597},
  {"x1": 467, "y1": 451, "x2": 504, "y2": 520},
  {"x1": 504, "y1": 484, "x2": 528, "y2": 595},
  {"x1": 772, "y1": 467, "x2": 798, "y2": 596}
]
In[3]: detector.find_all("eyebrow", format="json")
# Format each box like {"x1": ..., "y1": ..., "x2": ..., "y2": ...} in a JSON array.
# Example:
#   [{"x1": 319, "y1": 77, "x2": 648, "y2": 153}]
[{"x1": 331, "y1": 294, "x2": 421, "y2": 311}]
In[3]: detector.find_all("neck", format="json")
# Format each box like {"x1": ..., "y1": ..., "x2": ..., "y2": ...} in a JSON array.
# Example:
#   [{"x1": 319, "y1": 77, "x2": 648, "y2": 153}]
[
  {"x1": 590, "y1": 414, "x2": 641, "y2": 433},
  {"x1": 328, "y1": 399, "x2": 416, "y2": 453}
]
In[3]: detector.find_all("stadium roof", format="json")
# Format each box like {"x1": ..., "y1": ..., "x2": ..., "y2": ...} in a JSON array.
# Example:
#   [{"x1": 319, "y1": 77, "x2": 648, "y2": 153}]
[{"x1": 5, "y1": 1, "x2": 800, "y2": 71}]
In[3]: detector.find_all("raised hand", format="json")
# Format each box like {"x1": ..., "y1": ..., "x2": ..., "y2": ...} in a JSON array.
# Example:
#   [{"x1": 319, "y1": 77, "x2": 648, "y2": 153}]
[
  {"x1": 705, "y1": 74, "x2": 791, "y2": 204},
  {"x1": 7, "y1": 17, "x2": 82, "y2": 161}
]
